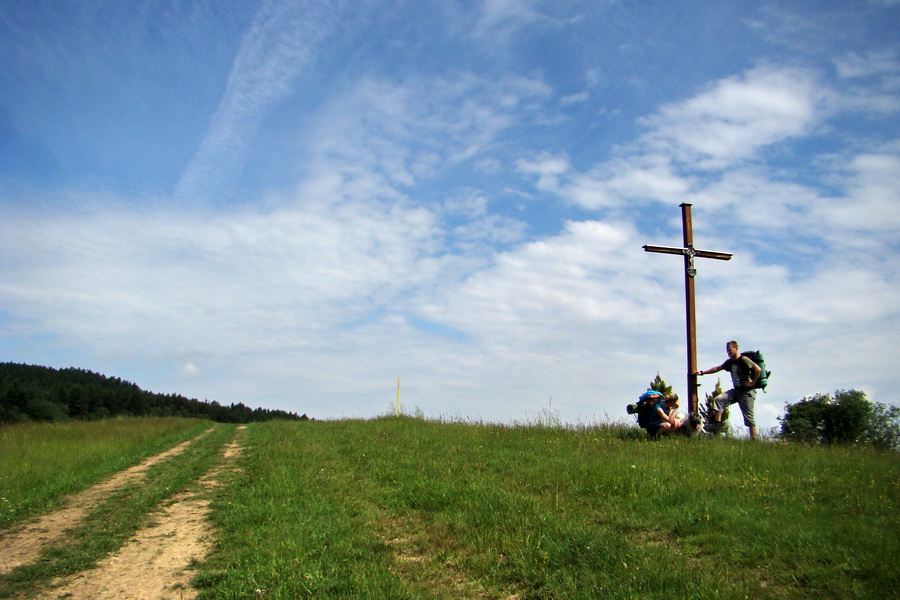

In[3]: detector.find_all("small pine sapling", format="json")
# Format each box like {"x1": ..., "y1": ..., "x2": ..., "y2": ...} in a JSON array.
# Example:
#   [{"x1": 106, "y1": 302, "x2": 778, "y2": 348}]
[
  {"x1": 649, "y1": 371, "x2": 673, "y2": 396},
  {"x1": 700, "y1": 378, "x2": 730, "y2": 435}
]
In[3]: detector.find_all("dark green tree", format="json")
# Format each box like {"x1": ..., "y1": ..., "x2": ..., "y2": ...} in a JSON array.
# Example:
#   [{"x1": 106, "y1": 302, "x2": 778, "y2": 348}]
[
  {"x1": 779, "y1": 394, "x2": 828, "y2": 443},
  {"x1": 822, "y1": 389, "x2": 871, "y2": 444},
  {"x1": 0, "y1": 362, "x2": 306, "y2": 424},
  {"x1": 867, "y1": 402, "x2": 900, "y2": 450},
  {"x1": 779, "y1": 389, "x2": 897, "y2": 447}
]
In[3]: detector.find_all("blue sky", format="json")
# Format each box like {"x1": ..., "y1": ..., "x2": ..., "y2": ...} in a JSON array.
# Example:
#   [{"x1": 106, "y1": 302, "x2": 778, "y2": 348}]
[{"x1": 1, "y1": 0, "x2": 898, "y2": 432}]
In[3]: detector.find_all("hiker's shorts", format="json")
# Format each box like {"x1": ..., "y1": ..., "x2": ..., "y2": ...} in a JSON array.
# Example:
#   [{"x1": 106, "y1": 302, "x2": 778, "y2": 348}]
[{"x1": 714, "y1": 388, "x2": 757, "y2": 428}]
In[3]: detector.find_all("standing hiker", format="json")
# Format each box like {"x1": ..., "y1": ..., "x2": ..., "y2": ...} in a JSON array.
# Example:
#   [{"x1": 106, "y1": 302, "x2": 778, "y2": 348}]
[{"x1": 695, "y1": 340, "x2": 761, "y2": 440}]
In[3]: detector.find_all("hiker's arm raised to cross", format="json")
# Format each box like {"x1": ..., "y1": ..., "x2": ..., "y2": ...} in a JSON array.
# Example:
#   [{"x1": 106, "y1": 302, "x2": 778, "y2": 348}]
[{"x1": 695, "y1": 362, "x2": 726, "y2": 377}]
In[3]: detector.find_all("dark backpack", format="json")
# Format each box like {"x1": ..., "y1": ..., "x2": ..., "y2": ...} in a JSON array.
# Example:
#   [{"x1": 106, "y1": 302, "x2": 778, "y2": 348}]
[
  {"x1": 637, "y1": 400, "x2": 658, "y2": 428},
  {"x1": 741, "y1": 350, "x2": 772, "y2": 390},
  {"x1": 631, "y1": 390, "x2": 663, "y2": 428}
]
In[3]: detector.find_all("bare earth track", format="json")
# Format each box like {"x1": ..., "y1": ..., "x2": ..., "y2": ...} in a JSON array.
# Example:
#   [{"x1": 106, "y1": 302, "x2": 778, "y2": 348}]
[{"x1": 0, "y1": 426, "x2": 245, "y2": 600}]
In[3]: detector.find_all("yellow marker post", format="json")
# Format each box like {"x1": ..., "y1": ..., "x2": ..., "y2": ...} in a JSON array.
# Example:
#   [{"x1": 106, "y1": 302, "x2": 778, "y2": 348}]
[{"x1": 396, "y1": 377, "x2": 401, "y2": 417}]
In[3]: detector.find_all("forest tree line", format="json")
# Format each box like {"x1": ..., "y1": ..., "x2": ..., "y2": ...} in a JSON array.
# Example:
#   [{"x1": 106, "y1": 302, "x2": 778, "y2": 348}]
[{"x1": 0, "y1": 363, "x2": 307, "y2": 424}]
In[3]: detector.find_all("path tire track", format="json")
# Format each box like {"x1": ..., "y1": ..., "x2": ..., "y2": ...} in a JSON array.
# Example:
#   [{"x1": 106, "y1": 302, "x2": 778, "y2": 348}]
[
  {"x1": 0, "y1": 428, "x2": 213, "y2": 577},
  {"x1": 34, "y1": 427, "x2": 246, "y2": 600}
]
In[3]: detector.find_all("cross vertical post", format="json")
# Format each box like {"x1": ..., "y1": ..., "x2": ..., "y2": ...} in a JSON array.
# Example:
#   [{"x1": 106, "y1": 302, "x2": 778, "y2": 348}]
[
  {"x1": 643, "y1": 203, "x2": 733, "y2": 414},
  {"x1": 681, "y1": 203, "x2": 699, "y2": 414}
]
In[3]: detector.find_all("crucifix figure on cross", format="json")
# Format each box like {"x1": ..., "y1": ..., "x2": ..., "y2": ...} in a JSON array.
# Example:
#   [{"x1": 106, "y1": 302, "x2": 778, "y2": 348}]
[{"x1": 643, "y1": 203, "x2": 733, "y2": 415}]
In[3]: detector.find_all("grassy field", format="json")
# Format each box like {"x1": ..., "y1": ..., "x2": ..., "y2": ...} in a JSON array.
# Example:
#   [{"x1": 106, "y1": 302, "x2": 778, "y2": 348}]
[
  {"x1": 1, "y1": 416, "x2": 898, "y2": 599},
  {"x1": 0, "y1": 416, "x2": 212, "y2": 529},
  {"x1": 197, "y1": 418, "x2": 899, "y2": 600},
  {"x1": 0, "y1": 418, "x2": 235, "y2": 598}
]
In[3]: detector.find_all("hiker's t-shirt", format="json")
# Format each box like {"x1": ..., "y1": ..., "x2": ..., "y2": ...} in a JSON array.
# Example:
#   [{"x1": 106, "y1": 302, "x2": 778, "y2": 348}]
[
  {"x1": 648, "y1": 399, "x2": 670, "y2": 426},
  {"x1": 722, "y1": 356, "x2": 756, "y2": 390}
]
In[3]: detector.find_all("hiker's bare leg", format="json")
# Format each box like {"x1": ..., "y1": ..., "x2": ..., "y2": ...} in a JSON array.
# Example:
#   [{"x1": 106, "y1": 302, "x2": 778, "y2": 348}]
[{"x1": 749, "y1": 426, "x2": 757, "y2": 441}]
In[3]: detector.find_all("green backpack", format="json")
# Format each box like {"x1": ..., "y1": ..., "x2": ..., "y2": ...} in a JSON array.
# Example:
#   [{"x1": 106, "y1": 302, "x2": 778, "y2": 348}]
[{"x1": 741, "y1": 350, "x2": 771, "y2": 390}]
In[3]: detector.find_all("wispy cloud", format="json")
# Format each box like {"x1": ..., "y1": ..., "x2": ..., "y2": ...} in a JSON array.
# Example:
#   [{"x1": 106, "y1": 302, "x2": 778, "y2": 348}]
[
  {"x1": 638, "y1": 66, "x2": 830, "y2": 170},
  {"x1": 815, "y1": 149, "x2": 900, "y2": 235},
  {"x1": 175, "y1": 0, "x2": 347, "y2": 202},
  {"x1": 309, "y1": 73, "x2": 553, "y2": 185},
  {"x1": 0, "y1": 190, "x2": 442, "y2": 355},
  {"x1": 516, "y1": 65, "x2": 842, "y2": 217},
  {"x1": 470, "y1": 0, "x2": 548, "y2": 39}
]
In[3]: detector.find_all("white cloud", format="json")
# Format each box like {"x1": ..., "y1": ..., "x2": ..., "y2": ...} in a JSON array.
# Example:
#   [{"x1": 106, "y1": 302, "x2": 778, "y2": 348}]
[
  {"x1": 815, "y1": 150, "x2": 900, "y2": 234},
  {"x1": 688, "y1": 167, "x2": 822, "y2": 231},
  {"x1": 426, "y1": 220, "x2": 673, "y2": 343},
  {"x1": 833, "y1": 51, "x2": 900, "y2": 114},
  {"x1": 516, "y1": 67, "x2": 835, "y2": 209},
  {"x1": 311, "y1": 73, "x2": 553, "y2": 189},
  {"x1": 564, "y1": 156, "x2": 694, "y2": 209},
  {"x1": 0, "y1": 188, "x2": 444, "y2": 358},
  {"x1": 515, "y1": 152, "x2": 572, "y2": 192},
  {"x1": 561, "y1": 91, "x2": 590, "y2": 105},
  {"x1": 179, "y1": 362, "x2": 201, "y2": 377},
  {"x1": 452, "y1": 215, "x2": 527, "y2": 250},
  {"x1": 639, "y1": 66, "x2": 829, "y2": 170},
  {"x1": 834, "y1": 50, "x2": 900, "y2": 79},
  {"x1": 444, "y1": 192, "x2": 489, "y2": 218},
  {"x1": 470, "y1": 0, "x2": 547, "y2": 39}
]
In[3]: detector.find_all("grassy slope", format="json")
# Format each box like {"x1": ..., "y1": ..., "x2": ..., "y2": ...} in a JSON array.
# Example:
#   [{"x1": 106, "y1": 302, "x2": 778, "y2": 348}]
[
  {"x1": 0, "y1": 417, "x2": 212, "y2": 529},
  {"x1": 199, "y1": 418, "x2": 900, "y2": 600},
  {"x1": 0, "y1": 420, "x2": 235, "y2": 598}
]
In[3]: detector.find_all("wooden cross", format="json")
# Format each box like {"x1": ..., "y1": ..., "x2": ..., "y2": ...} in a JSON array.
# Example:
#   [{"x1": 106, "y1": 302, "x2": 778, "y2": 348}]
[{"x1": 643, "y1": 203, "x2": 733, "y2": 414}]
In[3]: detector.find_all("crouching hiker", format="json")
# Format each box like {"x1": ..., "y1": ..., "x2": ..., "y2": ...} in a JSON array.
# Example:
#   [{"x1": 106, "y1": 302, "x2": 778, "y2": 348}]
[
  {"x1": 695, "y1": 340, "x2": 761, "y2": 440},
  {"x1": 646, "y1": 393, "x2": 681, "y2": 439},
  {"x1": 629, "y1": 390, "x2": 670, "y2": 431}
]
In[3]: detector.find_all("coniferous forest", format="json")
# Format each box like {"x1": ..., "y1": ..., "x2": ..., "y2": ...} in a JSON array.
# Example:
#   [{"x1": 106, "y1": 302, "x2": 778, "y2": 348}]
[{"x1": 0, "y1": 362, "x2": 307, "y2": 424}]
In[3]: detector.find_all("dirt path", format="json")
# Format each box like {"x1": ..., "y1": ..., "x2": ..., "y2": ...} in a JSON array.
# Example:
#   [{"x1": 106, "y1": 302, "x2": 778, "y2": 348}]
[
  {"x1": 0, "y1": 428, "x2": 214, "y2": 577},
  {"x1": 34, "y1": 427, "x2": 246, "y2": 600}
]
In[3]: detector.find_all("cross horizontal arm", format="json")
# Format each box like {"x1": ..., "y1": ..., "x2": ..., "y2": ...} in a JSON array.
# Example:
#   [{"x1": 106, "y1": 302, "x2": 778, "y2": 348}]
[
  {"x1": 642, "y1": 244, "x2": 683, "y2": 256},
  {"x1": 694, "y1": 249, "x2": 734, "y2": 261},
  {"x1": 643, "y1": 244, "x2": 733, "y2": 261}
]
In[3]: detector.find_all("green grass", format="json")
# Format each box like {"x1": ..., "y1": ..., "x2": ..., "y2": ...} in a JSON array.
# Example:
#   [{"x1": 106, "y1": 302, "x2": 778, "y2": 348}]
[
  {"x1": 2, "y1": 417, "x2": 897, "y2": 599},
  {"x1": 0, "y1": 421, "x2": 236, "y2": 598},
  {"x1": 0, "y1": 417, "x2": 213, "y2": 529},
  {"x1": 198, "y1": 418, "x2": 900, "y2": 600}
]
